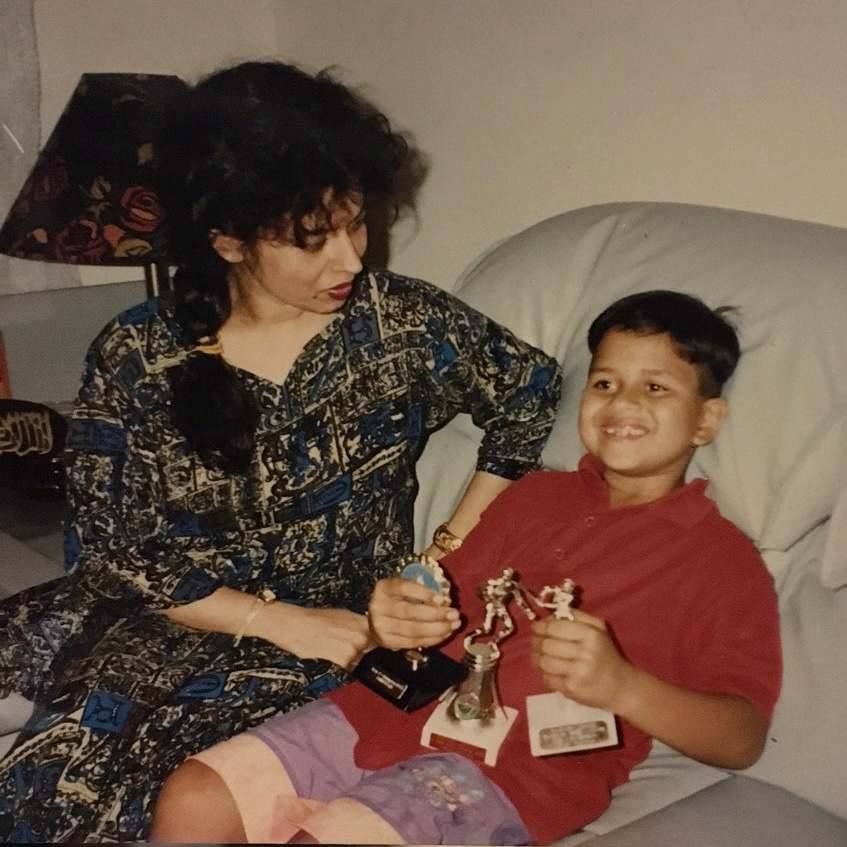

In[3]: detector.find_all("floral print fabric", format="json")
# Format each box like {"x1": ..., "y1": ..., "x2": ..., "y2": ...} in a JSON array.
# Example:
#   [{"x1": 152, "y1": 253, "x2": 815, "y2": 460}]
[{"x1": 0, "y1": 269, "x2": 560, "y2": 842}]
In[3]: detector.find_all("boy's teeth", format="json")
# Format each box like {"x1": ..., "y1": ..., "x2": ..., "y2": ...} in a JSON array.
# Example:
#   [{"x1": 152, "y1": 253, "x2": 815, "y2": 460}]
[{"x1": 603, "y1": 425, "x2": 646, "y2": 437}]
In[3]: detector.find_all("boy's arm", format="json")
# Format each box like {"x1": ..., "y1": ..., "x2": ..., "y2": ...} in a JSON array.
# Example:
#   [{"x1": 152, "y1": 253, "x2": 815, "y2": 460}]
[
  {"x1": 531, "y1": 612, "x2": 769, "y2": 769},
  {"x1": 614, "y1": 664, "x2": 768, "y2": 768}
]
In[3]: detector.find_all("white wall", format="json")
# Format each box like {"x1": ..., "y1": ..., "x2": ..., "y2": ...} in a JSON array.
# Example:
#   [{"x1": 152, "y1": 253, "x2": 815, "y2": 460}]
[
  {"x1": 25, "y1": 0, "x2": 847, "y2": 286},
  {"x1": 271, "y1": 0, "x2": 847, "y2": 288},
  {"x1": 1, "y1": 280, "x2": 146, "y2": 402}
]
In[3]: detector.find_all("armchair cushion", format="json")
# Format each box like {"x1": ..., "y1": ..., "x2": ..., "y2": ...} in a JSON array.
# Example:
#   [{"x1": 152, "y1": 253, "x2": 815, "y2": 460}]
[
  {"x1": 450, "y1": 202, "x2": 847, "y2": 586},
  {"x1": 743, "y1": 539, "x2": 847, "y2": 818}
]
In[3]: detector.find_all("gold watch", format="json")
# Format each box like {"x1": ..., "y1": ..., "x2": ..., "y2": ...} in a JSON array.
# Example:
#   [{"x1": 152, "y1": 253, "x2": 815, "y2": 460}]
[{"x1": 432, "y1": 522, "x2": 464, "y2": 554}]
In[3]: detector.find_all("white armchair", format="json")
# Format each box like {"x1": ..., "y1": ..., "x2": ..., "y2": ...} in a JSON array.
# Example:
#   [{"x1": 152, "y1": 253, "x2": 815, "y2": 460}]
[{"x1": 414, "y1": 202, "x2": 847, "y2": 845}]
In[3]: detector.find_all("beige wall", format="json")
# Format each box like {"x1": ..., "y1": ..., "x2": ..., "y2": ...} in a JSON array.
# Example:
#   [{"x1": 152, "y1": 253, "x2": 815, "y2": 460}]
[
  {"x1": 30, "y1": 0, "x2": 847, "y2": 288},
  {"x1": 35, "y1": 0, "x2": 278, "y2": 127},
  {"x1": 33, "y1": 0, "x2": 280, "y2": 287},
  {"x1": 271, "y1": 0, "x2": 847, "y2": 288},
  {"x1": 8, "y1": 0, "x2": 847, "y2": 399}
]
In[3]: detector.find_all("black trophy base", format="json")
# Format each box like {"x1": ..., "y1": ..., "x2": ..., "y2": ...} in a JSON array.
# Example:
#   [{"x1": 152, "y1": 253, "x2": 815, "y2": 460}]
[{"x1": 354, "y1": 647, "x2": 467, "y2": 712}]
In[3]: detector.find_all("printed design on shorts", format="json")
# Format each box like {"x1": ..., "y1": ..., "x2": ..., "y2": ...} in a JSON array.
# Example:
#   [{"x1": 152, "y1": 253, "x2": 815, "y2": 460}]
[
  {"x1": 0, "y1": 270, "x2": 559, "y2": 842},
  {"x1": 405, "y1": 764, "x2": 485, "y2": 812}
]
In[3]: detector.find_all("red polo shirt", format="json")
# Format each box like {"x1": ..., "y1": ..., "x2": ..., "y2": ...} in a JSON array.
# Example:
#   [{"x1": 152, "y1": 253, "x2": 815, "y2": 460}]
[{"x1": 331, "y1": 456, "x2": 781, "y2": 843}]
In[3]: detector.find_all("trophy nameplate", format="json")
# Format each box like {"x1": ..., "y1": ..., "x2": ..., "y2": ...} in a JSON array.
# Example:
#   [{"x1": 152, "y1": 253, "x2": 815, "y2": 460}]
[{"x1": 354, "y1": 554, "x2": 467, "y2": 712}]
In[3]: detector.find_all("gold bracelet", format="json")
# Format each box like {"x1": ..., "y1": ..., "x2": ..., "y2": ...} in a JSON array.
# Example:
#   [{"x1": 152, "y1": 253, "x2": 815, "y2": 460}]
[
  {"x1": 432, "y1": 522, "x2": 464, "y2": 554},
  {"x1": 233, "y1": 588, "x2": 276, "y2": 647}
]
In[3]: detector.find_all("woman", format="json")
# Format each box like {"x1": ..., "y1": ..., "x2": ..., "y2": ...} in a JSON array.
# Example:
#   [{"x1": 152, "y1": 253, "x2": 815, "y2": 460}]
[{"x1": 0, "y1": 60, "x2": 561, "y2": 842}]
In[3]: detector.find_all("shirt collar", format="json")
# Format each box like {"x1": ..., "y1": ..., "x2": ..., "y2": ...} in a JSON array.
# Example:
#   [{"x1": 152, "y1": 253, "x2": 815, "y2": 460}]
[{"x1": 577, "y1": 453, "x2": 714, "y2": 528}]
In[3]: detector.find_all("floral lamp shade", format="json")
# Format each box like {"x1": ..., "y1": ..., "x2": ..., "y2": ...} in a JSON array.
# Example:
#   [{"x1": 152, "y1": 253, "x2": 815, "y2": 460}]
[{"x1": 0, "y1": 73, "x2": 187, "y2": 267}]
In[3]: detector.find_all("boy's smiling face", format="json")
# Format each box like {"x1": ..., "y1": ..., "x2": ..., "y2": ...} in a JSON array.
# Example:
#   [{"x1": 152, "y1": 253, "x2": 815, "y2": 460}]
[{"x1": 579, "y1": 329, "x2": 727, "y2": 504}]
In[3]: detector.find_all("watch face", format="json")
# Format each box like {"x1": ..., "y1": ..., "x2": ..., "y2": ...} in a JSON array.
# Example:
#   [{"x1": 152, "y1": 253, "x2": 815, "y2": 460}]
[
  {"x1": 399, "y1": 555, "x2": 450, "y2": 598},
  {"x1": 434, "y1": 525, "x2": 462, "y2": 551}
]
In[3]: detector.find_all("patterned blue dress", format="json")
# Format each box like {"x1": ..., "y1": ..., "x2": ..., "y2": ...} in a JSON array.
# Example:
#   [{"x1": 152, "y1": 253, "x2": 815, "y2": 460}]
[{"x1": 0, "y1": 270, "x2": 561, "y2": 842}]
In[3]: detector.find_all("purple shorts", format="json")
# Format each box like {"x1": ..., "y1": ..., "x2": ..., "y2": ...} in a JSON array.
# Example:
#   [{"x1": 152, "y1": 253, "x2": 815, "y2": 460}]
[{"x1": 250, "y1": 698, "x2": 533, "y2": 845}]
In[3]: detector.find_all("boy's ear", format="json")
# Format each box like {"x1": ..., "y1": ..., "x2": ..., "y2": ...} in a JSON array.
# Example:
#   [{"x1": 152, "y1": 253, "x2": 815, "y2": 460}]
[
  {"x1": 692, "y1": 397, "x2": 728, "y2": 446},
  {"x1": 210, "y1": 231, "x2": 245, "y2": 264}
]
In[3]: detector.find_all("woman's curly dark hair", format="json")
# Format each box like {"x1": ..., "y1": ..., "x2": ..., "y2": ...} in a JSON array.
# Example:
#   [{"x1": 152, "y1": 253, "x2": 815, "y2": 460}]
[{"x1": 153, "y1": 60, "x2": 423, "y2": 472}]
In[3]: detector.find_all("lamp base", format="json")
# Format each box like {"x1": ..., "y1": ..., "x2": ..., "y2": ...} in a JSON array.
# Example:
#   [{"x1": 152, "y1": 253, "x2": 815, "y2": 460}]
[{"x1": 144, "y1": 261, "x2": 171, "y2": 299}]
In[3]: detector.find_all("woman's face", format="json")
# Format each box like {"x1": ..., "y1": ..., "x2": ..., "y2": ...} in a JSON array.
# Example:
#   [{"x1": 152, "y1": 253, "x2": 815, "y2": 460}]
[{"x1": 216, "y1": 194, "x2": 368, "y2": 317}]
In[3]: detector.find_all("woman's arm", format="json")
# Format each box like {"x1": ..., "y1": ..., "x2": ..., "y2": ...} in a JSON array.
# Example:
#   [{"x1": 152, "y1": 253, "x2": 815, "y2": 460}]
[
  {"x1": 162, "y1": 587, "x2": 372, "y2": 670},
  {"x1": 67, "y1": 320, "x2": 374, "y2": 669},
  {"x1": 422, "y1": 470, "x2": 512, "y2": 559},
  {"x1": 65, "y1": 330, "x2": 258, "y2": 610},
  {"x1": 415, "y1": 280, "x2": 562, "y2": 556}
]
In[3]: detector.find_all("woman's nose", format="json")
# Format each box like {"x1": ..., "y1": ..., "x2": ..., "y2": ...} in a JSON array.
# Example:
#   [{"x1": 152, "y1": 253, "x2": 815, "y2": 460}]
[{"x1": 330, "y1": 229, "x2": 364, "y2": 274}]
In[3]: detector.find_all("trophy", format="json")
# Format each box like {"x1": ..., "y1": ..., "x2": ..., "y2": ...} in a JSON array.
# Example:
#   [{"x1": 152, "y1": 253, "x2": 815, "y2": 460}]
[
  {"x1": 421, "y1": 568, "x2": 577, "y2": 765},
  {"x1": 446, "y1": 570, "x2": 576, "y2": 722},
  {"x1": 354, "y1": 554, "x2": 468, "y2": 712},
  {"x1": 448, "y1": 568, "x2": 535, "y2": 722}
]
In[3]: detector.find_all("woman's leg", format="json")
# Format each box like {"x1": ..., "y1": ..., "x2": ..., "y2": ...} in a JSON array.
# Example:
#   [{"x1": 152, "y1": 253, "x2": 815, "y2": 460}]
[{"x1": 150, "y1": 759, "x2": 247, "y2": 843}]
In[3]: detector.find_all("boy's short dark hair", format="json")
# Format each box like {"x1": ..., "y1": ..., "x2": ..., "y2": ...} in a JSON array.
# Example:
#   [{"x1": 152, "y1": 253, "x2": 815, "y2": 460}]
[{"x1": 587, "y1": 290, "x2": 740, "y2": 397}]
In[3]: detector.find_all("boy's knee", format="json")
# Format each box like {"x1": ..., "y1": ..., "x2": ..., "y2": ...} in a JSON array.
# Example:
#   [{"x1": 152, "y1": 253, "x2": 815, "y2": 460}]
[
  {"x1": 158, "y1": 758, "x2": 215, "y2": 805},
  {"x1": 151, "y1": 759, "x2": 244, "y2": 841}
]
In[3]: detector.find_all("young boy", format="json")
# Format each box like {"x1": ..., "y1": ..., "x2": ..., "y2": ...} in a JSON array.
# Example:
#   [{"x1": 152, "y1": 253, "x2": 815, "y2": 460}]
[{"x1": 151, "y1": 290, "x2": 781, "y2": 845}]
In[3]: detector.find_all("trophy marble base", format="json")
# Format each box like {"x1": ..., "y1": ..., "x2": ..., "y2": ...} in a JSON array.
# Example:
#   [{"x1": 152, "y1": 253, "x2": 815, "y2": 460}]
[
  {"x1": 421, "y1": 699, "x2": 518, "y2": 767},
  {"x1": 354, "y1": 647, "x2": 467, "y2": 712}
]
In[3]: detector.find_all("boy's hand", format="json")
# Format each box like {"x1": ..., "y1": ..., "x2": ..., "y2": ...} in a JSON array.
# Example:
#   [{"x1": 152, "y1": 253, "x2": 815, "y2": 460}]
[
  {"x1": 530, "y1": 610, "x2": 637, "y2": 712},
  {"x1": 367, "y1": 577, "x2": 461, "y2": 651}
]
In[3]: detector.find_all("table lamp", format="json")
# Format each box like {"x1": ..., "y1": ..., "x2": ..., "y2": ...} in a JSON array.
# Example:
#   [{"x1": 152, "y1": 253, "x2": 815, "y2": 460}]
[{"x1": 0, "y1": 72, "x2": 187, "y2": 298}]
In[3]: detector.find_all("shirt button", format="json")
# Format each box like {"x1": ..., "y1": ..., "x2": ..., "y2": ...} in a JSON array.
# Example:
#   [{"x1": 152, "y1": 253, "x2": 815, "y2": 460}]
[
  {"x1": 584, "y1": 515, "x2": 597, "y2": 528},
  {"x1": 554, "y1": 547, "x2": 564, "y2": 559}
]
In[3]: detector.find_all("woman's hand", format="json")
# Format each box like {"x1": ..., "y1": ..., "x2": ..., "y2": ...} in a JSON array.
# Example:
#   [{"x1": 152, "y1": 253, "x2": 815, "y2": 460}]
[
  {"x1": 367, "y1": 577, "x2": 461, "y2": 651},
  {"x1": 530, "y1": 609, "x2": 636, "y2": 712},
  {"x1": 276, "y1": 606, "x2": 374, "y2": 671}
]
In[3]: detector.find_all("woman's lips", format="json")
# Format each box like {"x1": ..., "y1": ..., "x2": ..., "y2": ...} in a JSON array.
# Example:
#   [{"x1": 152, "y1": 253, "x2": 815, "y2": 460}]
[{"x1": 327, "y1": 282, "x2": 354, "y2": 301}]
